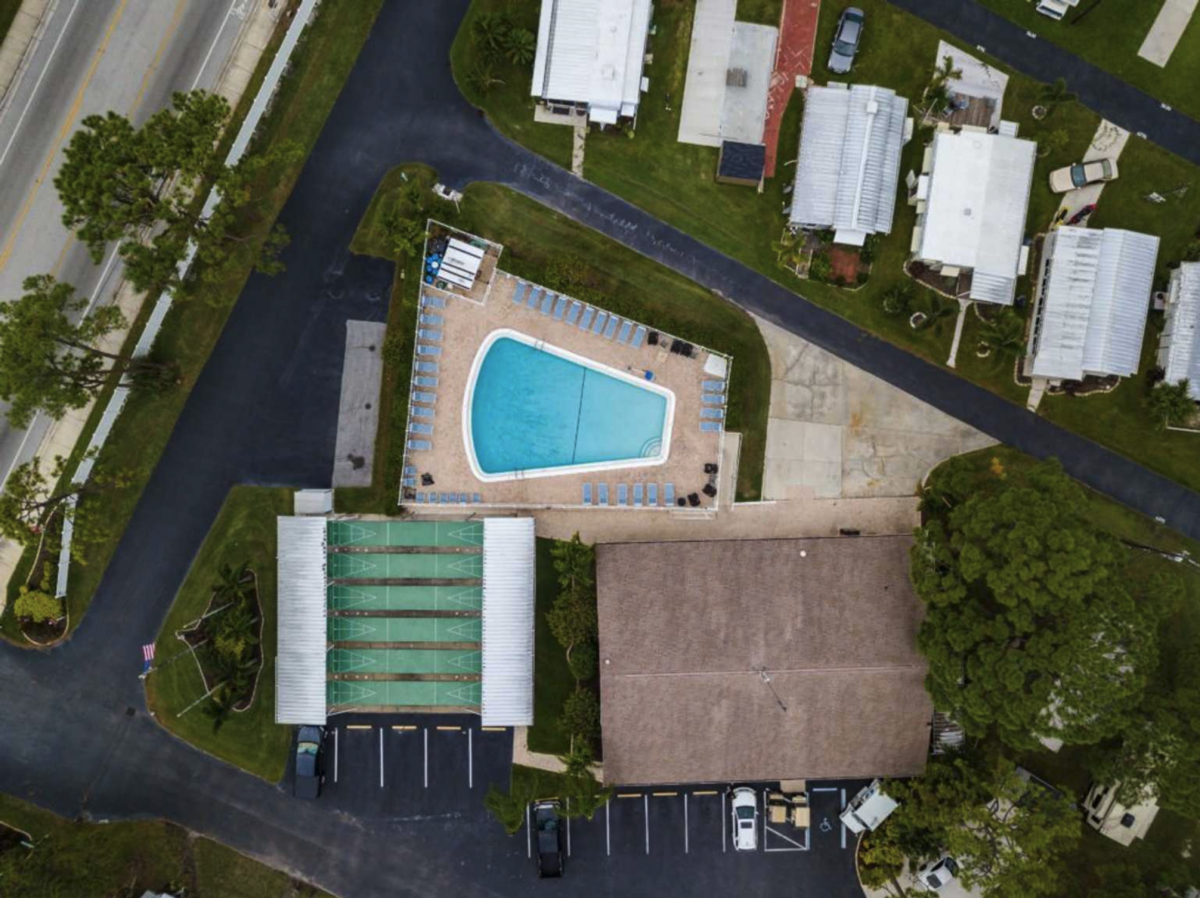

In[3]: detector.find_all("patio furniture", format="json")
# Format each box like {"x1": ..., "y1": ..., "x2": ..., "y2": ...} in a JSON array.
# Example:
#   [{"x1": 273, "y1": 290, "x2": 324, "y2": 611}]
[
  {"x1": 414, "y1": 376, "x2": 438, "y2": 387},
  {"x1": 417, "y1": 328, "x2": 442, "y2": 342},
  {"x1": 415, "y1": 493, "x2": 425, "y2": 503},
  {"x1": 419, "y1": 313, "x2": 443, "y2": 325},
  {"x1": 429, "y1": 493, "x2": 440, "y2": 504},
  {"x1": 421, "y1": 473, "x2": 434, "y2": 485},
  {"x1": 700, "y1": 421, "x2": 722, "y2": 432},
  {"x1": 416, "y1": 345, "x2": 441, "y2": 357},
  {"x1": 415, "y1": 361, "x2": 438, "y2": 373},
  {"x1": 617, "y1": 484, "x2": 628, "y2": 506},
  {"x1": 527, "y1": 287, "x2": 542, "y2": 310},
  {"x1": 566, "y1": 301, "x2": 582, "y2": 325},
  {"x1": 631, "y1": 325, "x2": 647, "y2": 348},
  {"x1": 665, "y1": 483, "x2": 675, "y2": 505},
  {"x1": 412, "y1": 406, "x2": 434, "y2": 419},
  {"x1": 421, "y1": 294, "x2": 446, "y2": 309},
  {"x1": 702, "y1": 379, "x2": 725, "y2": 392},
  {"x1": 512, "y1": 281, "x2": 528, "y2": 304},
  {"x1": 553, "y1": 296, "x2": 568, "y2": 319},
  {"x1": 402, "y1": 476, "x2": 416, "y2": 487},
  {"x1": 592, "y1": 311, "x2": 609, "y2": 335},
  {"x1": 598, "y1": 483, "x2": 610, "y2": 505},
  {"x1": 583, "y1": 483, "x2": 592, "y2": 505},
  {"x1": 407, "y1": 440, "x2": 431, "y2": 451},
  {"x1": 633, "y1": 483, "x2": 643, "y2": 506},
  {"x1": 603, "y1": 316, "x2": 619, "y2": 339},
  {"x1": 473, "y1": 493, "x2": 483, "y2": 503},
  {"x1": 704, "y1": 463, "x2": 719, "y2": 474},
  {"x1": 701, "y1": 408, "x2": 725, "y2": 420},
  {"x1": 579, "y1": 306, "x2": 595, "y2": 330},
  {"x1": 409, "y1": 422, "x2": 433, "y2": 435},
  {"x1": 403, "y1": 466, "x2": 416, "y2": 476},
  {"x1": 540, "y1": 291, "x2": 555, "y2": 315},
  {"x1": 441, "y1": 493, "x2": 452, "y2": 503},
  {"x1": 688, "y1": 492, "x2": 701, "y2": 507},
  {"x1": 648, "y1": 483, "x2": 658, "y2": 505},
  {"x1": 702, "y1": 392, "x2": 725, "y2": 405},
  {"x1": 703, "y1": 483, "x2": 717, "y2": 498},
  {"x1": 617, "y1": 320, "x2": 633, "y2": 344},
  {"x1": 413, "y1": 391, "x2": 437, "y2": 404}
]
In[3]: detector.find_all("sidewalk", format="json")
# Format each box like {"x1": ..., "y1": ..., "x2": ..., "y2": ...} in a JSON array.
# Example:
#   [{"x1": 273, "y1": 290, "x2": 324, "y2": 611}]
[
  {"x1": 762, "y1": 0, "x2": 820, "y2": 177},
  {"x1": 1138, "y1": 0, "x2": 1198, "y2": 67},
  {"x1": 0, "y1": 0, "x2": 53, "y2": 112}
]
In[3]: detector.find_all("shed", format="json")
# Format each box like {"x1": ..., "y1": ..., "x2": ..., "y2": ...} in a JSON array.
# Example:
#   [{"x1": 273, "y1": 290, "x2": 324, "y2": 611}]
[{"x1": 716, "y1": 141, "x2": 766, "y2": 186}]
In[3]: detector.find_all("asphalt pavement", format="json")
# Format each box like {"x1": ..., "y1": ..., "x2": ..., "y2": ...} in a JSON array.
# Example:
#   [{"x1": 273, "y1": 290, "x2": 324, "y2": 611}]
[{"x1": 0, "y1": 2, "x2": 1198, "y2": 897}]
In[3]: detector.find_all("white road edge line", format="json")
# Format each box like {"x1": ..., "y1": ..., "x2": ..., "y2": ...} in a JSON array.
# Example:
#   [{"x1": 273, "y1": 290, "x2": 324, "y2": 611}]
[
  {"x1": 467, "y1": 726, "x2": 473, "y2": 789},
  {"x1": 605, "y1": 798, "x2": 611, "y2": 856},
  {"x1": 188, "y1": 0, "x2": 244, "y2": 92},
  {"x1": 841, "y1": 788, "x2": 847, "y2": 849},
  {"x1": 0, "y1": 0, "x2": 83, "y2": 170},
  {"x1": 82, "y1": 246, "x2": 122, "y2": 316},
  {"x1": 684, "y1": 793, "x2": 689, "y2": 854},
  {"x1": 333, "y1": 727, "x2": 338, "y2": 783},
  {"x1": 722, "y1": 791, "x2": 727, "y2": 853},
  {"x1": 526, "y1": 804, "x2": 532, "y2": 858},
  {"x1": 566, "y1": 797, "x2": 572, "y2": 857},
  {"x1": 423, "y1": 727, "x2": 428, "y2": 788},
  {"x1": 378, "y1": 726, "x2": 383, "y2": 789},
  {"x1": 644, "y1": 793, "x2": 650, "y2": 855}
]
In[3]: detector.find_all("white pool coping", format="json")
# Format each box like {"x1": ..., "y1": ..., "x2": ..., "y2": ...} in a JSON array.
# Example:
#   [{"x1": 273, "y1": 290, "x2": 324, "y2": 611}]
[{"x1": 462, "y1": 328, "x2": 676, "y2": 483}]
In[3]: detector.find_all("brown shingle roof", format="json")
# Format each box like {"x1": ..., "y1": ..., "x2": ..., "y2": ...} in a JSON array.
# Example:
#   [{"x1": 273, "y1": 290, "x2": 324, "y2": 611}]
[{"x1": 596, "y1": 536, "x2": 932, "y2": 785}]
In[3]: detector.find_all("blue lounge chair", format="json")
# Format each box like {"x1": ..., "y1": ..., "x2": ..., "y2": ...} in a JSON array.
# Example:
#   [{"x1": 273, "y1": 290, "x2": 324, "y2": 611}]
[
  {"x1": 428, "y1": 493, "x2": 440, "y2": 505},
  {"x1": 702, "y1": 392, "x2": 725, "y2": 405},
  {"x1": 458, "y1": 493, "x2": 469, "y2": 504},
  {"x1": 416, "y1": 345, "x2": 441, "y2": 357},
  {"x1": 415, "y1": 361, "x2": 438, "y2": 374},
  {"x1": 472, "y1": 493, "x2": 482, "y2": 504},
  {"x1": 553, "y1": 296, "x2": 568, "y2": 319},
  {"x1": 402, "y1": 476, "x2": 416, "y2": 487},
  {"x1": 631, "y1": 325, "x2": 647, "y2": 348},
  {"x1": 582, "y1": 483, "x2": 592, "y2": 505},
  {"x1": 566, "y1": 301, "x2": 582, "y2": 325},
  {"x1": 603, "y1": 316, "x2": 619, "y2": 339},
  {"x1": 665, "y1": 483, "x2": 675, "y2": 505},
  {"x1": 414, "y1": 376, "x2": 438, "y2": 387},
  {"x1": 421, "y1": 293, "x2": 446, "y2": 309},
  {"x1": 592, "y1": 311, "x2": 608, "y2": 335},
  {"x1": 404, "y1": 465, "x2": 416, "y2": 475},
  {"x1": 700, "y1": 421, "x2": 722, "y2": 433},
  {"x1": 412, "y1": 406, "x2": 434, "y2": 419},
  {"x1": 579, "y1": 307, "x2": 595, "y2": 330},
  {"x1": 413, "y1": 391, "x2": 436, "y2": 404},
  {"x1": 415, "y1": 492, "x2": 425, "y2": 503},
  {"x1": 648, "y1": 483, "x2": 658, "y2": 505},
  {"x1": 417, "y1": 328, "x2": 442, "y2": 342},
  {"x1": 598, "y1": 483, "x2": 609, "y2": 505},
  {"x1": 702, "y1": 379, "x2": 726, "y2": 392},
  {"x1": 512, "y1": 281, "x2": 528, "y2": 304},
  {"x1": 540, "y1": 291, "x2": 555, "y2": 315},
  {"x1": 633, "y1": 483, "x2": 643, "y2": 506},
  {"x1": 441, "y1": 492, "x2": 452, "y2": 504},
  {"x1": 407, "y1": 439, "x2": 431, "y2": 451},
  {"x1": 701, "y1": 407, "x2": 725, "y2": 420},
  {"x1": 618, "y1": 484, "x2": 628, "y2": 506},
  {"x1": 617, "y1": 320, "x2": 633, "y2": 344},
  {"x1": 410, "y1": 422, "x2": 433, "y2": 435},
  {"x1": 419, "y1": 313, "x2": 443, "y2": 325},
  {"x1": 527, "y1": 287, "x2": 542, "y2": 310}
]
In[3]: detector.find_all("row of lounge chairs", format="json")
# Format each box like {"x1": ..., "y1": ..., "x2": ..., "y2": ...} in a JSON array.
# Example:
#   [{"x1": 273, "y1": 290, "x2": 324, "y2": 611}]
[
  {"x1": 511, "y1": 278, "x2": 647, "y2": 348},
  {"x1": 412, "y1": 492, "x2": 483, "y2": 505},
  {"x1": 407, "y1": 292, "x2": 447, "y2": 454},
  {"x1": 581, "y1": 482, "x2": 676, "y2": 507},
  {"x1": 700, "y1": 379, "x2": 726, "y2": 433}
]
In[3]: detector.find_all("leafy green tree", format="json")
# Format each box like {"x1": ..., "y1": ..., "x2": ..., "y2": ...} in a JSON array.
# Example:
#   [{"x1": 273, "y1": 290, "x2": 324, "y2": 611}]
[
  {"x1": 567, "y1": 640, "x2": 598, "y2": 682},
  {"x1": 503, "y1": 27, "x2": 536, "y2": 66},
  {"x1": 559, "y1": 688, "x2": 601, "y2": 747},
  {"x1": 926, "y1": 55, "x2": 963, "y2": 115},
  {"x1": 557, "y1": 743, "x2": 611, "y2": 820},
  {"x1": 471, "y1": 12, "x2": 512, "y2": 59},
  {"x1": 13, "y1": 589, "x2": 63, "y2": 624},
  {"x1": 0, "y1": 275, "x2": 174, "y2": 428},
  {"x1": 1038, "y1": 78, "x2": 1077, "y2": 115},
  {"x1": 484, "y1": 776, "x2": 535, "y2": 835},
  {"x1": 881, "y1": 283, "x2": 913, "y2": 316},
  {"x1": 912, "y1": 460, "x2": 1155, "y2": 749},
  {"x1": 213, "y1": 561, "x2": 252, "y2": 602},
  {"x1": 56, "y1": 90, "x2": 296, "y2": 295},
  {"x1": 211, "y1": 602, "x2": 259, "y2": 661},
  {"x1": 977, "y1": 308, "x2": 1027, "y2": 356},
  {"x1": 547, "y1": 534, "x2": 598, "y2": 654},
  {"x1": 1147, "y1": 379, "x2": 1194, "y2": 428}
]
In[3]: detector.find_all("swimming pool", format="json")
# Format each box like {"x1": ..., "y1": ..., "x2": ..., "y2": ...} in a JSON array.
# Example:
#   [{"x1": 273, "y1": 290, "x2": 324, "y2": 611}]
[{"x1": 464, "y1": 329, "x2": 674, "y2": 482}]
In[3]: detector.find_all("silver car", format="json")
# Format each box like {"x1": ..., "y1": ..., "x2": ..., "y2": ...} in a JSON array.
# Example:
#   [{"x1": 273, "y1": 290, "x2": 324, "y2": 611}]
[{"x1": 828, "y1": 7, "x2": 865, "y2": 75}]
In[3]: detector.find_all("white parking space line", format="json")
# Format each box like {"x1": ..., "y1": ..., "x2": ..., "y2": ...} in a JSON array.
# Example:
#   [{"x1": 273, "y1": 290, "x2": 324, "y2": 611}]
[
  {"x1": 722, "y1": 792, "x2": 727, "y2": 853},
  {"x1": 526, "y1": 804, "x2": 532, "y2": 858},
  {"x1": 378, "y1": 727, "x2": 384, "y2": 788},
  {"x1": 333, "y1": 727, "x2": 339, "y2": 783},
  {"x1": 468, "y1": 727, "x2": 473, "y2": 789},
  {"x1": 423, "y1": 727, "x2": 429, "y2": 788},
  {"x1": 644, "y1": 794, "x2": 650, "y2": 855},
  {"x1": 605, "y1": 798, "x2": 611, "y2": 856},
  {"x1": 764, "y1": 825, "x2": 808, "y2": 852},
  {"x1": 566, "y1": 797, "x2": 572, "y2": 856},
  {"x1": 759, "y1": 790, "x2": 765, "y2": 851},
  {"x1": 684, "y1": 793, "x2": 689, "y2": 854},
  {"x1": 811, "y1": 787, "x2": 838, "y2": 792},
  {"x1": 841, "y1": 788, "x2": 847, "y2": 849}
]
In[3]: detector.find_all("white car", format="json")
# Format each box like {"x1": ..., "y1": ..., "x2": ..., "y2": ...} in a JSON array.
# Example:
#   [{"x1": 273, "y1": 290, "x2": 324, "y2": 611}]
[
  {"x1": 730, "y1": 787, "x2": 759, "y2": 851},
  {"x1": 915, "y1": 855, "x2": 961, "y2": 892},
  {"x1": 1049, "y1": 158, "x2": 1118, "y2": 193}
]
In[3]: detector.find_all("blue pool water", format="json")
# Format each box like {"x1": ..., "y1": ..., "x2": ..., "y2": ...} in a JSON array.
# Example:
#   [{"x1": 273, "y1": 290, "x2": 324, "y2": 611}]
[{"x1": 469, "y1": 336, "x2": 668, "y2": 476}]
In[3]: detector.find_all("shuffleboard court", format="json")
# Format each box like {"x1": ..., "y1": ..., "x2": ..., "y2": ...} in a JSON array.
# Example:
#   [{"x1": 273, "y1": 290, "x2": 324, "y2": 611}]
[
  {"x1": 328, "y1": 648, "x2": 482, "y2": 675},
  {"x1": 327, "y1": 553, "x2": 482, "y2": 580},
  {"x1": 328, "y1": 617, "x2": 483, "y2": 644},
  {"x1": 326, "y1": 520, "x2": 483, "y2": 548},
  {"x1": 327, "y1": 680, "x2": 482, "y2": 707},
  {"x1": 327, "y1": 584, "x2": 483, "y2": 612}
]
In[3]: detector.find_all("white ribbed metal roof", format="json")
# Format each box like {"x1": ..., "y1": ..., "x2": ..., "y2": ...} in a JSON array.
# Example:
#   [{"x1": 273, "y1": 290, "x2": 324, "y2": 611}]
[
  {"x1": 276, "y1": 517, "x2": 328, "y2": 725},
  {"x1": 789, "y1": 84, "x2": 909, "y2": 243},
  {"x1": 1159, "y1": 262, "x2": 1200, "y2": 399},
  {"x1": 531, "y1": 0, "x2": 651, "y2": 120},
  {"x1": 1030, "y1": 227, "x2": 1159, "y2": 380},
  {"x1": 480, "y1": 518, "x2": 536, "y2": 727},
  {"x1": 916, "y1": 128, "x2": 1036, "y2": 306}
]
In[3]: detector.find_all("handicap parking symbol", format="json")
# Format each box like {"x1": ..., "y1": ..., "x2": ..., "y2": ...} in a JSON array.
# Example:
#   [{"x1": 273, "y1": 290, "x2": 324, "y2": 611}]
[{"x1": 819, "y1": 817, "x2": 833, "y2": 833}]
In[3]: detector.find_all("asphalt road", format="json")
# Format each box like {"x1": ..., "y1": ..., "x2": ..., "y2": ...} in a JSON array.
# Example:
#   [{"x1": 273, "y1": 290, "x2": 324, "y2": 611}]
[
  {"x1": 1, "y1": 2, "x2": 1199, "y2": 897},
  {"x1": 0, "y1": 0, "x2": 255, "y2": 487}
]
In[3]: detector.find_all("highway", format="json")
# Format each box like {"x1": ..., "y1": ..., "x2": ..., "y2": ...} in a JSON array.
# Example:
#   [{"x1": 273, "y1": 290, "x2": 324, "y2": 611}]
[{"x1": 0, "y1": 0, "x2": 257, "y2": 485}]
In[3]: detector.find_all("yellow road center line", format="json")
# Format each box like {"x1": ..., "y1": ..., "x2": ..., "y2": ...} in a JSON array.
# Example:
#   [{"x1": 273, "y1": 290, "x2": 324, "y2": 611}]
[
  {"x1": 617, "y1": 793, "x2": 642, "y2": 799},
  {"x1": 652, "y1": 791, "x2": 678, "y2": 797},
  {"x1": 480, "y1": 726, "x2": 506, "y2": 732},
  {"x1": 692, "y1": 790, "x2": 718, "y2": 796},
  {"x1": 130, "y1": 0, "x2": 188, "y2": 115},
  {"x1": 436, "y1": 725, "x2": 461, "y2": 731},
  {"x1": 391, "y1": 725, "x2": 417, "y2": 731},
  {"x1": 0, "y1": 0, "x2": 130, "y2": 274},
  {"x1": 345, "y1": 724, "x2": 371, "y2": 730}
]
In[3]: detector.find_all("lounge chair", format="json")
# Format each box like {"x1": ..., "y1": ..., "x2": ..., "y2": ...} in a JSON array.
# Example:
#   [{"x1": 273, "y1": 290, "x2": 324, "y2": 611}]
[
  {"x1": 603, "y1": 316, "x2": 619, "y2": 339},
  {"x1": 527, "y1": 287, "x2": 542, "y2": 310},
  {"x1": 598, "y1": 483, "x2": 609, "y2": 505},
  {"x1": 540, "y1": 291, "x2": 555, "y2": 315},
  {"x1": 421, "y1": 293, "x2": 446, "y2": 309},
  {"x1": 648, "y1": 483, "x2": 658, "y2": 505},
  {"x1": 458, "y1": 493, "x2": 469, "y2": 504},
  {"x1": 472, "y1": 493, "x2": 482, "y2": 504},
  {"x1": 702, "y1": 379, "x2": 726, "y2": 392},
  {"x1": 414, "y1": 376, "x2": 438, "y2": 387},
  {"x1": 701, "y1": 407, "x2": 725, "y2": 420},
  {"x1": 583, "y1": 483, "x2": 592, "y2": 505},
  {"x1": 631, "y1": 325, "x2": 647, "y2": 348},
  {"x1": 407, "y1": 439, "x2": 431, "y2": 451},
  {"x1": 512, "y1": 281, "x2": 528, "y2": 304},
  {"x1": 419, "y1": 313, "x2": 443, "y2": 325},
  {"x1": 410, "y1": 422, "x2": 434, "y2": 435},
  {"x1": 592, "y1": 311, "x2": 609, "y2": 335},
  {"x1": 403, "y1": 465, "x2": 416, "y2": 476},
  {"x1": 702, "y1": 392, "x2": 725, "y2": 405},
  {"x1": 701, "y1": 421, "x2": 722, "y2": 432},
  {"x1": 416, "y1": 345, "x2": 441, "y2": 357},
  {"x1": 618, "y1": 484, "x2": 628, "y2": 506},
  {"x1": 412, "y1": 406, "x2": 434, "y2": 419},
  {"x1": 417, "y1": 328, "x2": 442, "y2": 342},
  {"x1": 665, "y1": 483, "x2": 675, "y2": 505},
  {"x1": 415, "y1": 361, "x2": 438, "y2": 373},
  {"x1": 579, "y1": 307, "x2": 595, "y2": 330},
  {"x1": 553, "y1": 296, "x2": 568, "y2": 319},
  {"x1": 633, "y1": 483, "x2": 643, "y2": 506},
  {"x1": 413, "y1": 391, "x2": 436, "y2": 404},
  {"x1": 566, "y1": 301, "x2": 582, "y2": 325},
  {"x1": 402, "y1": 476, "x2": 416, "y2": 487},
  {"x1": 415, "y1": 492, "x2": 425, "y2": 503},
  {"x1": 441, "y1": 492, "x2": 452, "y2": 504},
  {"x1": 617, "y1": 320, "x2": 633, "y2": 344},
  {"x1": 429, "y1": 493, "x2": 440, "y2": 505}
]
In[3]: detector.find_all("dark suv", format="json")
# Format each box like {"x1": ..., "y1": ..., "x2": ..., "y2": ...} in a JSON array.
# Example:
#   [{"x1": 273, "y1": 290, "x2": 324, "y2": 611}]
[
  {"x1": 534, "y1": 800, "x2": 564, "y2": 878},
  {"x1": 293, "y1": 725, "x2": 324, "y2": 800}
]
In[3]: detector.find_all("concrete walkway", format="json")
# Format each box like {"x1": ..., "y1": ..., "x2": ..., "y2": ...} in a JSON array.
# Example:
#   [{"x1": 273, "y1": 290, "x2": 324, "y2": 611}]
[
  {"x1": 0, "y1": 0, "x2": 51, "y2": 111},
  {"x1": 1138, "y1": 0, "x2": 1198, "y2": 67},
  {"x1": 762, "y1": 0, "x2": 819, "y2": 177}
]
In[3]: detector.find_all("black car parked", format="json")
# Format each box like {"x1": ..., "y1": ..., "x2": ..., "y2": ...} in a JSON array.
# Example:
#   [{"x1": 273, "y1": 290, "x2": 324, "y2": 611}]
[
  {"x1": 534, "y1": 800, "x2": 564, "y2": 878},
  {"x1": 293, "y1": 725, "x2": 324, "y2": 799}
]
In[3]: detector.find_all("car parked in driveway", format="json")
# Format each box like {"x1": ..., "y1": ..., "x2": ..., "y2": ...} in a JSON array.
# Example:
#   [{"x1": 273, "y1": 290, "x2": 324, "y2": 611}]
[
  {"x1": 828, "y1": 7, "x2": 864, "y2": 74},
  {"x1": 730, "y1": 787, "x2": 759, "y2": 851},
  {"x1": 1049, "y1": 158, "x2": 1118, "y2": 193},
  {"x1": 534, "y1": 800, "x2": 565, "y2": 878},
  {"x1": 293, "y1": 725, "x2": 324, "y2": 799}
]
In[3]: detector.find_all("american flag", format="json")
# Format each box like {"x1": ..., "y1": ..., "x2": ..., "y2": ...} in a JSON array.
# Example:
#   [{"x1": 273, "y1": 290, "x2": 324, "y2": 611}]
[{"x1": 142, "y1": 643, "x2": 155, "y2": 672}]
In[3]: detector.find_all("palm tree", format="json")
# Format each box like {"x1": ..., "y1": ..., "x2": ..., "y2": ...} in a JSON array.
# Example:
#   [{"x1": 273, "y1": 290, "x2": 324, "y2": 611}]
[
  {"x1": 1148, "y1": 380, "x2": 1195, "y2": 428},
  {"x1": 926, "y1": 55, "x2": 962, "y2": 115},
  {"x1": 472, "y1": 13, "x2": 511, "y2": 58},
  {"x1": 1038, "y1": 78, "x2": 1077, "y2": 116},
  {"x1": 978, "y1": 309, "x2": 1027, "y2": 356},
  {"x1": 503, "y1": 28, "x2": 536, "y2": 67},
  {"x1": 882, "y1": 283, "x2": 913, "y2": 316},
  {"x1": 213, "y1": 561, "x2": 251, "y2": 601}
]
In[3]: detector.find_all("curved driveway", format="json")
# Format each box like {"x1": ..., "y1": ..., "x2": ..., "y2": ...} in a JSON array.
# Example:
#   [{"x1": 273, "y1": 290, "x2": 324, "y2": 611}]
[{"x1": 0, "y1": 2, "x2": 1197, "y2": 896}]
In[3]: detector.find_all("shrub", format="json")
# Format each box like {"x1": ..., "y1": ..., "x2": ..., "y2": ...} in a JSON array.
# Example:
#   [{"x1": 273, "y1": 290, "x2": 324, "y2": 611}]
[
  {"x1": 559, "y1": 688, "x2": 601, "y2": 745},
  {"x1": 14, "y1": 588, "x2": 62, "y2": 623},
  {"x1": 503, "y1": 27, "x2": 536, "y2": 66},
  {"x1": 882, "y1": 283, "x2": 912, "y2": 315},
  {"x1": 808, "y1": 253, "x2": 832, "y2": 282},
  {"x1": 568, "y1": 641, "x2": 598, "y2": 682},
  {"x1": 1148, "y1": 380, "x2": 1195, "y2": 428}
]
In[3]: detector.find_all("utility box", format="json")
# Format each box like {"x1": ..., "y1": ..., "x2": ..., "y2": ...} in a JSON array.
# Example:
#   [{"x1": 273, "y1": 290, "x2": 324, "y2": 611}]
[{"x1": 840, "y1": 779, "x2": 899, "y2": 834}]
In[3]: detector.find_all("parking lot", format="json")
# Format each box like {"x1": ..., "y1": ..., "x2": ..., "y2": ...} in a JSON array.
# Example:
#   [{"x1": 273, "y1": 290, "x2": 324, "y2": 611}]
[{"x1": 309, "y1": 714, "x2": 868, "y2": 896}]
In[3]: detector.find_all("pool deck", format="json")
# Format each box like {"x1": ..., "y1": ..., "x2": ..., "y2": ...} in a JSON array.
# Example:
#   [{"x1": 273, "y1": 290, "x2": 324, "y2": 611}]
[{"x1": 403, "y1": 271, "x2": 727, "y2": 510}]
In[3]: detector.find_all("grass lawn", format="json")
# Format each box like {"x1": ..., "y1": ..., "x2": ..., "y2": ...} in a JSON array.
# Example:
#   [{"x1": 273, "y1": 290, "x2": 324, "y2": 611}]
[
  {"x1": 144, "y1": 486, "x2": 295, "y2": 782},
  {"x1": 0, "y1": 0, "x2": 386, "y2": 647},
  {"x1": 526, "y1": 538, "x2": 573, "y2": 757},
  {"x1": 975, "y1": 0, "x2": 1200, "y2": 122},
  {"x1": 0, "y1": 793, "x2": 331, "y2": 898}
]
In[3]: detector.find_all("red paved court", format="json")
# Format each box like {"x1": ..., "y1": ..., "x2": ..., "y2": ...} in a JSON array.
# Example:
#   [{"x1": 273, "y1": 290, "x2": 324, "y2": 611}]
[{"x1": 763, "y1": 0, "x2": 822, "y2": 178}]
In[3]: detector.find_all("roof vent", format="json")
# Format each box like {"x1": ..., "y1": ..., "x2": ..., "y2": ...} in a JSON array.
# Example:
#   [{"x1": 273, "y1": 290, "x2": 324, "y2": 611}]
[
  {"x1": 865, "y1": 99, "x2": 880, "y2": 115},
  {"x1": 963, "y1": 207, "x2": 973, "y2": 218},
  {"x1": 726, "y1": 67, "x2": 748, "y2": 88}
]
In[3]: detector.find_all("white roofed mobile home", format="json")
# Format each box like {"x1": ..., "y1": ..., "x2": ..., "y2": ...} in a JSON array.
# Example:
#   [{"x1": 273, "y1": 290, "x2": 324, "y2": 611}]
[{"x1": 1158, "y1": 262, "x2": 1200, "y2": 400}]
